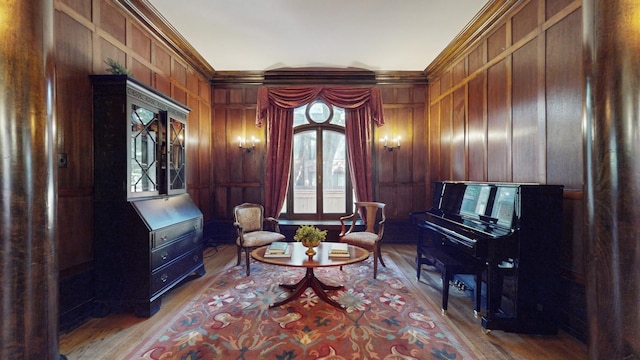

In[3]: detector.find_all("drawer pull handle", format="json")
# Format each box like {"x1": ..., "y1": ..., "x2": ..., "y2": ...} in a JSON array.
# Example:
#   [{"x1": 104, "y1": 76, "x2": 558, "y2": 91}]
[
  {"x1": 161, "y1": 251, "x2": 168, "y2": 260},
  {"x1": 161, "y1": 273, "x2": 168, "y2": 283},
  {"x1": 193, "y1": 255, "x2": 200, "y2": 262}
]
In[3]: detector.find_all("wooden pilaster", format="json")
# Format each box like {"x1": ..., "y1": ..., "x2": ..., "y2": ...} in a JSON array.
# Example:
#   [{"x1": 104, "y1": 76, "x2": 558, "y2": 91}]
[
  {"x1": 0, "y1": 1, "x2": 58, "y2": 358},
  {"x1": 584, "y1": 0, "x2": 640, "y2": 358}
]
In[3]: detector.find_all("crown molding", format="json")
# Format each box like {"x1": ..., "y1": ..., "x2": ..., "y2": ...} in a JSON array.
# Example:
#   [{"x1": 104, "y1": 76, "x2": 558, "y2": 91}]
[
  {"x1": 210, "y1": 69, "x2": 427, "y2": 86},
  {"x1": 425, "y1": 0, "x2": 518, "y2": 79},
  {"x1": 210, "y1": 71, "x2": 265, "y2": 86},
  {"x1": 375, "y1": 71, "x2": 428, "y2": 85},
  {"x1": 264, "y1": 67, "x2": 376, "y2": 85},
  {"x1": 114, "y1": 0, "x2": 216, "y2": 79}
]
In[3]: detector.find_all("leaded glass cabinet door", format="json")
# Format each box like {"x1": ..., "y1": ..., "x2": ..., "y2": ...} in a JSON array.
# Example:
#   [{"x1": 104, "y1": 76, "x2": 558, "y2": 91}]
[
  {"x1": 128, "y1": 103, "x2": 162, "y2": 198},
  {"x1": 167, "y1": 112, "x2": 187, "y2": 195}
]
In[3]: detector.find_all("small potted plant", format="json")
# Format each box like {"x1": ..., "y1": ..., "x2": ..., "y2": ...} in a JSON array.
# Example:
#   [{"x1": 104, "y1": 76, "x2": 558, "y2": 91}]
[
  {"x1": 293, "y1": 225, "x2": 327, "y2": 256},
  {"x1": 105, "y1": 58, "x2": 132, "y2": 76}
]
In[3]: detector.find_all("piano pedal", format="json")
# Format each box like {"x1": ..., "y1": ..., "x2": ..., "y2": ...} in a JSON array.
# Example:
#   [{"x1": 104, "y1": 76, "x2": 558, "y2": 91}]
[{"x1": 451, "y1": 279, "x2": 470, "y2": 292}]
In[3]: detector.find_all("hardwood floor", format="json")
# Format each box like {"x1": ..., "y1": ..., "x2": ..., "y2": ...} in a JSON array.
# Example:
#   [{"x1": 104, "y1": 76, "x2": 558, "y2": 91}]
[{"x1": 59, "y1": 244, "x2": 588, "y2": 359}]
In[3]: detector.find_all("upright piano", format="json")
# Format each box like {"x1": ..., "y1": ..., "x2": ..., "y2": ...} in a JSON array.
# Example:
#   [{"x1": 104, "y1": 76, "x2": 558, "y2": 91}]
[{"x1": 410, "y1": 181, "x2": 563, "y2": 334}]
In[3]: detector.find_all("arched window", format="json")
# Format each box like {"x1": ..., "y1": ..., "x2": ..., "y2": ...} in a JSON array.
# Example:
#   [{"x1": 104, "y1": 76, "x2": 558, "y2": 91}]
[{"x1": 281, "y1": 99, "x2": 353, "y2": 219}]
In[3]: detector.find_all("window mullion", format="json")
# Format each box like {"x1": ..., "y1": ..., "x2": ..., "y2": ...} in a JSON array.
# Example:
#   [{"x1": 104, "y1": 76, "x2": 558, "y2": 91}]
[{"x1": 316, "y1": 127, "x2": 323, "y2": 217}]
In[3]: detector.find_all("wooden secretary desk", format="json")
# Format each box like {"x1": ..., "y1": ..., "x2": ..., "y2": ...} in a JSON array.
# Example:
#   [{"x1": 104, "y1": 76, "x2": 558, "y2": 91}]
[{"x1": 91, "y1": 75, "x2": 204, "y2": 317}]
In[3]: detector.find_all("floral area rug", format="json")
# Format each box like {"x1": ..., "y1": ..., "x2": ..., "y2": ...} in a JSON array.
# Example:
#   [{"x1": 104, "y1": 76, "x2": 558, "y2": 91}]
[{"x1": 127, "y1": 255, "x2": 478, "y2": 360}]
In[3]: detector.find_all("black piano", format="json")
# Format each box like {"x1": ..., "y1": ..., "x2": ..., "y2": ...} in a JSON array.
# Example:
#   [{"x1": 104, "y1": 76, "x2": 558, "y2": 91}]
[{"x1": 410, "y1": 181, "x2": 563, "y2": 334}]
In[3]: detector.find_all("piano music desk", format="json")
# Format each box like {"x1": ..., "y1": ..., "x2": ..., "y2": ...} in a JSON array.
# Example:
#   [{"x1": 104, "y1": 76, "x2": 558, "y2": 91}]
[{"x1": 417, "y1": 245, "x2": 483, "y2": 317}]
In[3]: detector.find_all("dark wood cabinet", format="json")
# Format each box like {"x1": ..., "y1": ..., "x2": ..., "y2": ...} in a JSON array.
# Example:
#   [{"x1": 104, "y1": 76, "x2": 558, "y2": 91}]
[{"x1": 91, "y1": 75, "x2": 204, "y2": 317}]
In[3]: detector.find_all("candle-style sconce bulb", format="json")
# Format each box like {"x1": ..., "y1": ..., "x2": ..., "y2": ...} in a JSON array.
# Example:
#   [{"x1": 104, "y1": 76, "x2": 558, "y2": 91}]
[
  {"x1": 238, "y1": 135, "x2": 259, "y2": 152},
  {"x1": 381, "y1": 135, "x2": 401, "y2": 151}
]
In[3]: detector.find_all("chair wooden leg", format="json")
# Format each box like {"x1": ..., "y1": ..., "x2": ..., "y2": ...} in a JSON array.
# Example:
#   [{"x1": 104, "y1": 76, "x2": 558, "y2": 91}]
[
  {"x1": 245, "y1": 248, "x2": 251, "y2": 276},
  {"x1": 373, "y1": 249, "x2": 378, "y2": 279},
  {"x1": 377, "y1": 243, "x2": 386, "y2": 268},
  {"x1": 373, "y1": 259, "x2": 378, "y2": 279},
  {"x1": 236, "y1": 245, "x2": 242, "y2": 266}
]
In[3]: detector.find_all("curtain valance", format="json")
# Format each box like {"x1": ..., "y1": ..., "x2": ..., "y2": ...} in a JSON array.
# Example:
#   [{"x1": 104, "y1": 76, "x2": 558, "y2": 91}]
[{"x1": 256, "y1": 86, "x2": 384, "y2": 127}]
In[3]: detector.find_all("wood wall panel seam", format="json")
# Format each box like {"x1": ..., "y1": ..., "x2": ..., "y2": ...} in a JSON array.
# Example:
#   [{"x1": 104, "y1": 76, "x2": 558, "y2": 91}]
[
  {"x1": 92, "y1": 28, "x2": 206, "y2": 101},
  {"x1": 428, "y1": 0, "x2": 578, "y2": 80},
  {"x1": 426, "y1": 0, "x2": 518, "y2": 77},
  {"x1": 113, "y1": 0, "x2": 215, "y2": 79},
  {"x1": 55, "y1": 1, "x2": 95, "y2": 30},
  {"x1": 429, "y1": 29, "x2": 537, "y2": 105},
  {"x1": 427, "y1": 0, "x2": 581, "y2": 106}
]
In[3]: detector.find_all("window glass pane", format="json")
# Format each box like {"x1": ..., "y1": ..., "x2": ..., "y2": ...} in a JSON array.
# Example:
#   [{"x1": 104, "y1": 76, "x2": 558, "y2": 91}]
[
  {"x1": 292, "y1": 130, "x2": 316, "y2": 213},
  {"x1": 308, "y1": 101, "x2": 331, "y2": 123},
  {"x1": 323, "y1": 130, "x2": 346, "y2": 213},
  {"x1": 169, "y1": 118, "x2": 186, "y2": 191},
  {"x1": 330, "y1": 106, "x2": 346, "y2": 126},
  {"x1": 130, "y1": 105, "x2": 158, "y2": 193},
  {"x1": 293, "y1": 105, "x2": 307, "y2": 127}
]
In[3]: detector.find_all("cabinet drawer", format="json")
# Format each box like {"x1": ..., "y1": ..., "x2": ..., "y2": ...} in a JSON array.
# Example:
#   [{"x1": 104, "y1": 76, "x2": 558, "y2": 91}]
[
  {"x1": 151, "y1": 249, "x2": 203, "y2": 296},
  {"x1": 151, "y1": 232, "x2": 202, "y2": 270},
  {"x1": 152, "y1": 218, "x2": 202, "y2": 249}
]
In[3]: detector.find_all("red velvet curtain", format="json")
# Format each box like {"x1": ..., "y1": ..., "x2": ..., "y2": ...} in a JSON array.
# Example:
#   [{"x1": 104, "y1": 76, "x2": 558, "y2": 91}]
[
  {"x1": 256, "y1": 86, "x2": 384, "y2": 218},
  {"x1": 344, "y1": 105, "x2": 374, "y2": 206}
]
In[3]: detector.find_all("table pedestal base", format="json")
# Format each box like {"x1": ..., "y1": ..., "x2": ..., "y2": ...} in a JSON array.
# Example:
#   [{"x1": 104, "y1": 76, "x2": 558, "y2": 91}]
[{"x1": 271, "y1": 268, "x2": 344, "y2": 308}]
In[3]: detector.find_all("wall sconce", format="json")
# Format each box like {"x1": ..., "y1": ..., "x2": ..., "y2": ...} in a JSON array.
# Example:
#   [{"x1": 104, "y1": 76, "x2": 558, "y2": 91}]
[
  {"x1": 380, "y1": 136, "x2": 401, "y2": 151},
  {"x1": 238, "y1": 136, "x2": 259, "y2": 152}
]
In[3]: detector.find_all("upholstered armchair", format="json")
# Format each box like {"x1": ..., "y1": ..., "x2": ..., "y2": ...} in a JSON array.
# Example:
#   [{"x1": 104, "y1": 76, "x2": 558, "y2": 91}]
[
  {"x1": 233, "y1": 203, "x2": 286, "y2": 275},
  {"x1": 339, "y1": 201, "x2": 386, "y2": 278}
]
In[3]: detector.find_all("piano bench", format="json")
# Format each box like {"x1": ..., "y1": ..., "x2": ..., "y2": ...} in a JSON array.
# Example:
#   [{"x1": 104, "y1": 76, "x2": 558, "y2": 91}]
[{"x1": 417, "y1": 247, "x2": 483, "y2": 316}]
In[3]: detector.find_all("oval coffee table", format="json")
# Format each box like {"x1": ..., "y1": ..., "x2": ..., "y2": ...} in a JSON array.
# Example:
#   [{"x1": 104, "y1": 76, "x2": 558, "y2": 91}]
[{"x1": 251, "y1": 242, "x2": 369, "y2": 309}]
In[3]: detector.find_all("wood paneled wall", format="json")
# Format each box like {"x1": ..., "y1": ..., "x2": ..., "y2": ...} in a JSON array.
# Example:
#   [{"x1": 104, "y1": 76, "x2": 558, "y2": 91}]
[
  {"x1": 426, "y1": 0, "x2": 585, "y2": 340},
  {"x1": 208, "y1": 84, "x2": 428, "y2": 225},
  {"x1": 210, "y1": 86, "x2": 264, "y2": 217},
  {"x1": 54, "y1": 0, "x2": 213, "y2": 275},
  {"x1": 377, "y1": 86, "x2": 428, "y2": 219}
]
